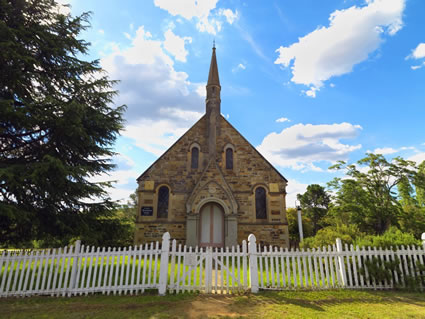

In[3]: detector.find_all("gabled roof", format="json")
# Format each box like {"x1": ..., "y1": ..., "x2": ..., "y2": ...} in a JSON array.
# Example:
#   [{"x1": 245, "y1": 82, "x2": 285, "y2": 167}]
[
  {"x1": 136, "y1": 115, "x2": 206, "y2": 182},
  {"x1": 221, "y1": 115, "x2": 288, "y2": 183},
  {"x1": 136, "y1": 114, "x2": 288, "y2": 184}
]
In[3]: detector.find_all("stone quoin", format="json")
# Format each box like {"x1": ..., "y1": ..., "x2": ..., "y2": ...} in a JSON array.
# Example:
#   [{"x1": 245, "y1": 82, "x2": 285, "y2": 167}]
[{"x1": 134, "y1": 46, "x2": 289, "y2": 248}]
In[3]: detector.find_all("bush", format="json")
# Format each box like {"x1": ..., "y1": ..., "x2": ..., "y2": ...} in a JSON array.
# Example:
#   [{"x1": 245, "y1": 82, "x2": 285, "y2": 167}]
[
  {"x1": 353, "y1": 227, "x2": 421, "y2": 249},
  {"x1": 300, "y1": 224, "x2": 363, "y2": 249}
]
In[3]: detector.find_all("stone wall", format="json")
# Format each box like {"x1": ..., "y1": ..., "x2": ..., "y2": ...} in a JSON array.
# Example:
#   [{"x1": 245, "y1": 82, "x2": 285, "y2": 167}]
[
  {"x1": 238, "y1": 224, "x2": 289, "y2": 247},
  {"x1": 135, "y1": 222, "x2": 186, "y2": 246}
]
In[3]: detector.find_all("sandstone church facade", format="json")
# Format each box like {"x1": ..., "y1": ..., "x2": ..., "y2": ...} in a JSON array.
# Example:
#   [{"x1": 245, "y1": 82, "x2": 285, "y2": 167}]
[{"x1": 134, "y1": 47, "x2": 289, "y2": 248}]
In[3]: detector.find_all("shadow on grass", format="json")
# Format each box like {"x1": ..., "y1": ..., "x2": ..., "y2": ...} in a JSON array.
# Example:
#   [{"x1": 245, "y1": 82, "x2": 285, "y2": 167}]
[{"x1": 231, "y1": 289, "x2": 425, "y2": 313}]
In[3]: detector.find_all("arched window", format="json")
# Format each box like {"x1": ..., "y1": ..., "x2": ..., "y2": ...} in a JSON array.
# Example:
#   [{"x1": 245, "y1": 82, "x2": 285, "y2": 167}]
[
  {"x1": 255, "y1": 187, "x2": 267, "y2": 219},
  {"x1": 191, "y1": 147, "x2": 199, "y2": 169},
  {"x1": 225, "y1": 148, "x2": 233, "y2": 169},
  {"x1": 157, "y1": 186, "x2": 169, "y2": 218}
]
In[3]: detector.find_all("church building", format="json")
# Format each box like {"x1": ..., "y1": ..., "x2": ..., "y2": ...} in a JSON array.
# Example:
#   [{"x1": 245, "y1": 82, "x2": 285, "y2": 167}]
[{"x1": 134, "y1": 47, "x2": 289, "y2": 248}]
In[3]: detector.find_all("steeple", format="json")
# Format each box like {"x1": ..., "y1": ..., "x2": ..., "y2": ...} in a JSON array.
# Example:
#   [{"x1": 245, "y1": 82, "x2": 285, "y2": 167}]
[
  {"x1": 205, "y1": 45, "x2": 221, "y2": 160},
  {"x1": 206, "y1": 45, "x2": 221, "y2": 113},
  {"x1": 207, "y1": 45, "x2": 220, "y2": 87}
]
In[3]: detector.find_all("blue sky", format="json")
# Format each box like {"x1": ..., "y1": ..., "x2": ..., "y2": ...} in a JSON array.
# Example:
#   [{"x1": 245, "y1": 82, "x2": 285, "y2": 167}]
[{"x1": 61, "y1": 0, "x2": 425, "y2": 206}]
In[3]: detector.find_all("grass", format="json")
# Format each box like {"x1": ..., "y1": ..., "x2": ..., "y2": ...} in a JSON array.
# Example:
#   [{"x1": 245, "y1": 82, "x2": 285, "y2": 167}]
[{"x1": 1, "y1": 289, "x2": 425, "y2": 318}]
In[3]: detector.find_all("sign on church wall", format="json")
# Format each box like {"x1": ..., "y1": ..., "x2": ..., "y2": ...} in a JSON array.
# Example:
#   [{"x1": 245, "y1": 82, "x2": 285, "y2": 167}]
[{"x1": 141, "y1": 206, "x2": 153, "y2": 216}]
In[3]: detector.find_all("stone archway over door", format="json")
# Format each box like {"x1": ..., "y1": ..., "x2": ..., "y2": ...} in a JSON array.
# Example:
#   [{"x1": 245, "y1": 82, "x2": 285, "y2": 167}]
[{"x1": 199, "y1": 203, "x2": 224, "y2": 247}]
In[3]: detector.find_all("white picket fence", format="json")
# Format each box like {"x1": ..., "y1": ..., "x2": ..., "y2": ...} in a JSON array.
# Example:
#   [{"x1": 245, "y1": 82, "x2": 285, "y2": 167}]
[
  {"x1": 1, "y1": 233, "x2": 425, "y2": 297},
  {"x1": 0, "y1": 242, "x2": 161, "y2": 297},
  {"x1": 255, "y1": 240, "x2": 425, "y2": 290}
]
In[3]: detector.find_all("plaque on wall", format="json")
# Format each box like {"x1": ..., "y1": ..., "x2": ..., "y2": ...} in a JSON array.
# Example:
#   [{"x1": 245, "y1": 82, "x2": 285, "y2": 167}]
[
  {"x1": 144, "y1": 181, "x2": 154, "y2": 190},
  {"x1": 141, "y1": 206, "x2": 153, "y2": 216},
  {"x1": 269, "y1": 183, "x2": 279, "y2": 192}
]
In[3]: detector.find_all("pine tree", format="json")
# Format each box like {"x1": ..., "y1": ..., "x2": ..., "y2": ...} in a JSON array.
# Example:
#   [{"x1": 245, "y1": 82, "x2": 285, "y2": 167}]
[{"x1": 0, "y1": 0, "x2": 126, "y2": 246}]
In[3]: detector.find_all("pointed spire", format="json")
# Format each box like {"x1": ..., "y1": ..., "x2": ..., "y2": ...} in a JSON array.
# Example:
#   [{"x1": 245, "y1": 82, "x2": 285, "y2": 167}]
[
  {"x1": 207, "y1": 45, "x2": 220, "y2": 87},
  {"x1": 205, "y1": 44, "x2": 221, "y2": 160}
]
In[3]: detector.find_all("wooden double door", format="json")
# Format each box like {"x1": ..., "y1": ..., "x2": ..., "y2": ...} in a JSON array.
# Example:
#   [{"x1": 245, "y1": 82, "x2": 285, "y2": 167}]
[{"x1": 199, "y1": 203, "x2": 224, "y2": 247}]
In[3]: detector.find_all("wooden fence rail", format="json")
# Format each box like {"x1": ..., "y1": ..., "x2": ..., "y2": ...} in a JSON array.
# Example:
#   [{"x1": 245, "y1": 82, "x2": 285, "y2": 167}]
[{"x1": 1, "y1": 233, "x2": 424, "y2": 297}]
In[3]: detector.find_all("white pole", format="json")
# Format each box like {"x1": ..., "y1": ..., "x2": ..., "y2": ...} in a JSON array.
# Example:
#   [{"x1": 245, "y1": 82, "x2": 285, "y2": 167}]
[{"x1": 297, "y1": 206, "x2": 304, "y2": 242}]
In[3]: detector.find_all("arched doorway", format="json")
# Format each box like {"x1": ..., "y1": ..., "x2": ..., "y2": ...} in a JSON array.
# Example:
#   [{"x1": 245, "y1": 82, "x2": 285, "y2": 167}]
[{"x1": 199, "y1": 203, "x2": 224, "y2": 247}]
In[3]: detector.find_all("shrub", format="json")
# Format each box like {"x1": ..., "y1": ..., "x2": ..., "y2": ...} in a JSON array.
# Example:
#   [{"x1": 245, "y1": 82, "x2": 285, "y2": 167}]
[
  {"x1": 300, "y1": 224, "x2": 363, "y2": 249},
  {"x1": 353, "y1": 227, "x2": 421, "y2": 249}
]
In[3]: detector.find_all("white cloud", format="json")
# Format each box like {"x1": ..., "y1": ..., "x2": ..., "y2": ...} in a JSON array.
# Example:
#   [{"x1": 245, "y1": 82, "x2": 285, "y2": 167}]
[
  {"x1": 154, "y1": 0, "x2": 237, "y2": 35},
  {"x1": 409, "y1": 43, "x2": 425, "y2": 59},
  {"x1": 123, "y1": 117, "x2": 200, "y2": 157},
  {"x1": 196, "y1": 82, "x2": 207, "y2": 98},
  {"x1": 276, "y1": 117, "x2": 290, "y2": 123},
  {"x1": 411, "y1": 63, "x2": 425, "y2": 70},
  {"x1": 304, "y1": 87, "x2": 318, "y2": 98},
  {"x1": 232, "y1": 63, "x2": 246, "y2": 73},
  {"x1": 124, "y1": 32, "x2": 132, "y2": 40},
  {"x1": 98, "y1": 29, "x2": 105, "y2": 35},
  {"x1": 54, "y1": 0, "x2": 72, "y2": 15},
  {"x1": 163, "y1": 29, "x2": 192, "y2": 62},
  {"x1": 100, "y1": 25, "x2": 204, "y2": 156},
  {"x1": 154, "y1": 0, "x2": 218, "y2": 20},
  {"x1": 408, "y1": 152, "x2": 425, "y2": 165},
  {"x1": 286, "y1": 179, "x2": 308, "y2": 208},
  {"x1": 275, "y1": 0, "x2": 405, "y2": 96},
  {"x1": 219, "y1": 8, "x2": 239, "y2": 24},
  {"x1": 257, "y1": 123, "x2": 362, "y2": 171},
  {"x1": 373, "y1": 147, "x2": 398, "y2": 155},
  {"x1": 407, "y1": 43, "x2": 425, "y2": 70}
]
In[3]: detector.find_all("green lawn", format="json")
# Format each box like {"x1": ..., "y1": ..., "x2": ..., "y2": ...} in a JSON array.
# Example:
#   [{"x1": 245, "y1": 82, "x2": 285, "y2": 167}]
[{"x1": 1, "y1": 290, "x2": 425, "y2": 318}]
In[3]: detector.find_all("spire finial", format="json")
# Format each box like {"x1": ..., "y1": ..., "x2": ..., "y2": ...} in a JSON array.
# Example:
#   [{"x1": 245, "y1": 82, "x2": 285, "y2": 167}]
[{"x1": 213, "y1": 39, "x2": 215, "y2": 49}]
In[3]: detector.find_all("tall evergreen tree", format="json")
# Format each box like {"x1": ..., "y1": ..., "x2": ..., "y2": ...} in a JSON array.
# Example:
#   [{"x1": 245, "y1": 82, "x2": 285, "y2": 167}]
[{"x1": 0, "y1": 0, "x2": 125, "y2": 246}]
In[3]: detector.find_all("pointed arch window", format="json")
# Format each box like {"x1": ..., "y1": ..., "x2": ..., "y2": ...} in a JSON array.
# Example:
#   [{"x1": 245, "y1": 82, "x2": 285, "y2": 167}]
[
  {"x1": 191, "y1": 147, "x2": 199, "y2": 169},
  {"x1": 225, "y1": 148, "x2": 233, "y2": 169},
  {"x1": 157, "y1": 186, "x2": 169, "y2": 218},
  {"x1": 255, "y1": 187, "x2": 267, "y2": 219}
]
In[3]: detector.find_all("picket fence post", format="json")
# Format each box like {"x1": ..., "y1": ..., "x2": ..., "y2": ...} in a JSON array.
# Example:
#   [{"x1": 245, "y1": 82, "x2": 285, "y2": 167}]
[
  {"x1": 248, "y1": 234, "x2": 259, "y2": 293},
  {"x1": 335, "y1": 238, "x2": 347, "y2": 287},
  {"x1": 158, "y1": 232, "x2": 170, "y2": 295},
  {"x1": 68, "y1": 240, "x2": 81, "y2": 297}
]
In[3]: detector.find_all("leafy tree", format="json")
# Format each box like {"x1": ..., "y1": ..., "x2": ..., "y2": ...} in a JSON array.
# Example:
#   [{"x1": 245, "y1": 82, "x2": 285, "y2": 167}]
[
  {"x1": 329, "y1": 154, "x2": 421, "y2": 235},
  {"x1": 0, "y1": 0, "x2": 125, "y2": 246},
  {"x1": 327, "y1": 178, "x2": 376, "y2": 233},
  {"x1": 297, "y1": 184, "x2": 330, "y2": 235},
  {"x1": 397, "y1": 164, "x2": 425, "y2": 238},
  {"x1": 415, "y1": 161, "x2": 425, "y2": 208}
]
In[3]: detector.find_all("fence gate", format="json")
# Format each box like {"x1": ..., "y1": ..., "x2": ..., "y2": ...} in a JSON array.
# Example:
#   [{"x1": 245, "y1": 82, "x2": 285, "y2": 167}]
[{"x1": 167, "y1": 238, "x2": 249, "y2": 294}]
